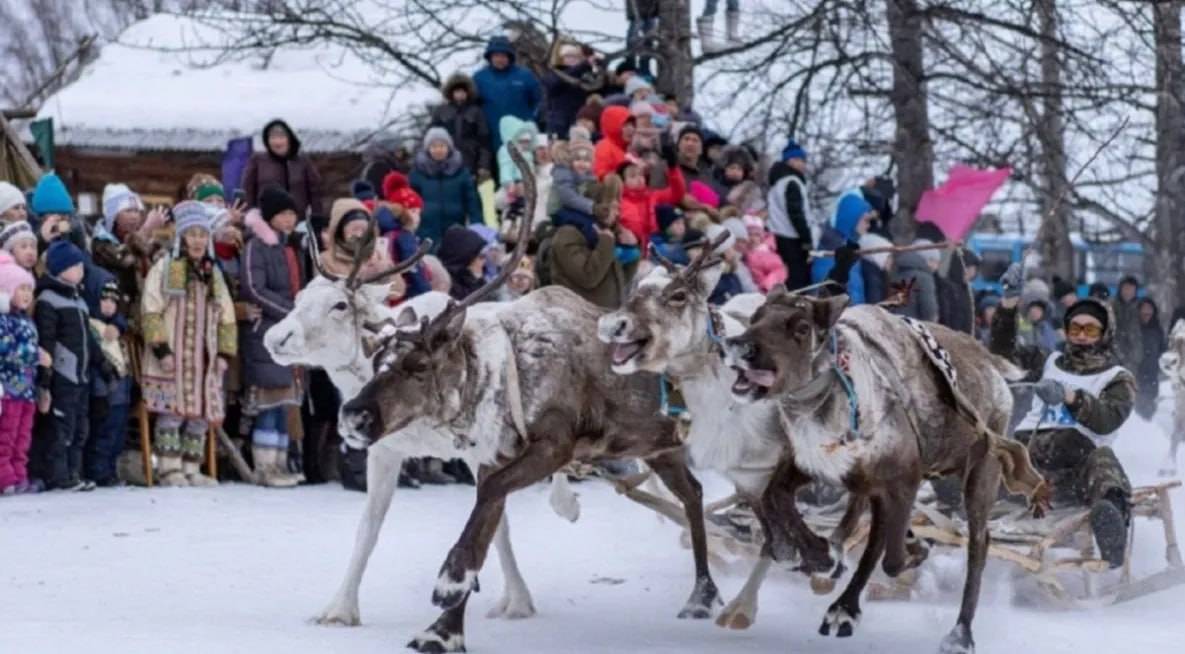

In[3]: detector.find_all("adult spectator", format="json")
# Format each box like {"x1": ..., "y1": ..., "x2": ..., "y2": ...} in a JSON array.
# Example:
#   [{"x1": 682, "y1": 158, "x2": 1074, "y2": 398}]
[
  {"x1": 241, "y1": 119, "x2": 323, "y2": 218},
  {"x1": 1137, "y1": 298, "x2": 1166, "y2": 419},
  {"x1": 675, "y1": 125, "x2": 712, "y2": 190},
  {"x1": 550, "y1": 175, "x2": 633, "y2": 308},
  {"x1": 1112, "y1": 275, "x2": 1144, "y2": 375},
  {"x1": 766, "y1": 140, "x2": 813, "y2": 290},
  {"x1": 1052, "y1": 276, "x2": 1079, "y2": 328},
  {"x1": 409, "y1": 128, "x2": 482, "y2": 248},
  {"x1": 543, "y1": 43, "x2": 601, "y2": 139},
  {"x1": 473, "y1": 36, "x2": 542, "y2": 154},
  {"x1": 892, "y1": 241, "x2": 942, "y2": 322},
  {"x1": 430, "y1": 73, "x2": 493, "y2": 180}
]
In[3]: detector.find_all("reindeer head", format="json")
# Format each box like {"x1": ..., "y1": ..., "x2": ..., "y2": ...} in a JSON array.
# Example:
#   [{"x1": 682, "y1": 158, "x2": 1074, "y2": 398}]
[
  {"x1": 339, "y1": 143, "x2": 537, "y2": 446},
  {"x1": 723, "y1": 289, "x2": 849, "y2": 403},
  {"x1": 265, "y1": 228, "x2": 430, "y2": 375},
  {"x1": 1160, "y1": 318, "x2": 1185, "y2": 379},
  {"x1": 597, "y1": 233, "x2": 729, "y2": 374}
]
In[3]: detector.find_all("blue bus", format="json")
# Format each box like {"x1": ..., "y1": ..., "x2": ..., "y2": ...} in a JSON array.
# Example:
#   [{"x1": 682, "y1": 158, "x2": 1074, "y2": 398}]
[{"x1": 967, "y1": 233, "x2": 1144, "y2": 297}]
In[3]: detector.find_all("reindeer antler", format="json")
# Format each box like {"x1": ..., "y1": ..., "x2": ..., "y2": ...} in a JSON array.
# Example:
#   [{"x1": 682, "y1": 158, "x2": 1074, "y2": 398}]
[
  {"x1": 306, "y1": 228, "x2": 330, "y2": 280},
  {"x1": 676, "y1": 229, "x2": 730, "y2": 283},
  {"x1": 649, "y1": 241, "x2": 678, "y2": 273},
  {"x1": 347, "y1": 239, "x2": 432, "y2": 291},
  {"x1": 413, "y1": 142, "x2": 537, "y2": 346}
]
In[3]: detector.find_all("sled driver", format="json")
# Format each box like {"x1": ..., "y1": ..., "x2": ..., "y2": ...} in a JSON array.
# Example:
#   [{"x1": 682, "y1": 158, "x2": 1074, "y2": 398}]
[{"x1": 990, "y1": 263, "x2": 1135, "y2": 568}]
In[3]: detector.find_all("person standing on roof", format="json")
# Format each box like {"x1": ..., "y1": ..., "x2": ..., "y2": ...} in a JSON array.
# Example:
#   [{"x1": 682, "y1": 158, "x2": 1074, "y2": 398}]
[
  {"x1": 240, "y1": 119, "x2": 324, "y2": 218},
  {"x1": 473, "y1": 36, "x2": 543, "y2": 156}
]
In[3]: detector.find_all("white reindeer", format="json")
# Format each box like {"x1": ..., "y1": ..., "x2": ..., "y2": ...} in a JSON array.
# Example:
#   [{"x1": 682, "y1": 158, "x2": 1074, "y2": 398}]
[
  {"x1": 266, "y1": 275, "x2": 578, "y2": 627},
  {"x1": 596, "y1": 240, "x2": 846, "y2": 631},
  {"x1": 1158, "y1": 318, "x2": 1185, "y2": 476}
]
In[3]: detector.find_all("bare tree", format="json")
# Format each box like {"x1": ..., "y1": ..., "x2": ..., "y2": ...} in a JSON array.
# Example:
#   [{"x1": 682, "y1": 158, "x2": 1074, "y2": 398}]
[{"x1": 885, "y1": 0, "x2": 934, "y2": 239}]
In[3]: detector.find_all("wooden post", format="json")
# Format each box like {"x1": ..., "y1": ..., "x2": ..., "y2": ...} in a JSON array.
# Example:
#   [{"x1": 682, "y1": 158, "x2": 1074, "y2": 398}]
[
  {"x1": 0, "y1": 110, "x2": 43, "y2": 182},
  {"x1": 137, "y1": 402, "x2": 153, "y2": 487},
  {"x1": 206, "y1": 426, "x2": 218, "y2": 479}
]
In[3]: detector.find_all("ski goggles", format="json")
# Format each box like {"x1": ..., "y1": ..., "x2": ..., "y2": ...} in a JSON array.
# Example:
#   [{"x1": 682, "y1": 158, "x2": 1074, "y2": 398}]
[{"x1": 1067, "y1": 322, "x2": 1104, "y2": 339}]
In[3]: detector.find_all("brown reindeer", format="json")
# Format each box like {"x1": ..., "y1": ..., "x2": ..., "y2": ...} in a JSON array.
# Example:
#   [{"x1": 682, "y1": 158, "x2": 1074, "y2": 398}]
[
  {"x1": 338, "y1": 146, "x2": 720, "y2": 653},
  {"x1": 724, "y1": 290, "x2": 1048, "y2": 654}
]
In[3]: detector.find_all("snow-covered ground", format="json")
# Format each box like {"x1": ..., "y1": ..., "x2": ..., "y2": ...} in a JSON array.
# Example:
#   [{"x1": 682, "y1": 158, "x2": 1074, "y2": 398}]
[{"x1": 1, "y1": 416, "x2": 1182, "y2": 654}]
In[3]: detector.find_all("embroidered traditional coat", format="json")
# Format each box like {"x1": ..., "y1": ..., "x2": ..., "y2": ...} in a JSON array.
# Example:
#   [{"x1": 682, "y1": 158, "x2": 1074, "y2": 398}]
[{"x1": 140, "y1": 256, "x2": 237, "y2": 423}]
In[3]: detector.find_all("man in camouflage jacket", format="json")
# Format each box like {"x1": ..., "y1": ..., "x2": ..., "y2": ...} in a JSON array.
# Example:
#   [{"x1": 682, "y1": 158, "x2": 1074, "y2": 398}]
[{"x1": 990, "y1": 264, "x2": 1135, "y2": 568}]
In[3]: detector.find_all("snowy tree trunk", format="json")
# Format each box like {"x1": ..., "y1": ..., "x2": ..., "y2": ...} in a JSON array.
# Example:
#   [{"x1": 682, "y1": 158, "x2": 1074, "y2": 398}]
[
  {"x1": 1153, "y1": 1, "x2": 1185, "y2": 314},
  {"x1": 1034, "y1": 0, "x2": 1075, "y2": 282},
  {"x1": 657, "y1": 0, "x2": 695, "y2": 107},
  {"x1": 886, "y1": 0, "x2": 934, "y2": 241}
]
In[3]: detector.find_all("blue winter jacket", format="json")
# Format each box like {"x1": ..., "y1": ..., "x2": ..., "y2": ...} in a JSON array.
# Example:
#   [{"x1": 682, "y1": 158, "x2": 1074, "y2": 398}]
[
  {"x1": 408, "y1": 149, "x2": 482, "y2": 250},
  {"x1": 473, "y1": 38, "x2": 542, "y2": 151},
  {"x1": 811, "y1": 192, "x2": 871, "y2": 305}
]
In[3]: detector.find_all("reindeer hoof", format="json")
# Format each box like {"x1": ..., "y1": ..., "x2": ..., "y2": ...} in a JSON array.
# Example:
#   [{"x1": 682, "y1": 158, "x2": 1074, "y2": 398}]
[
  {"x1": 715, "y1": 598, "x2": 755, "y2": 630},
  {"x1": 937, "y1": 624, "x2": 975, "y2": 654},
  {"x1": 433, "y1": 569, "x2": 478, "y2": 610},
  {"x1": 677, "y1": 576, "x2": 721, "y2": 619},
  {"x1": 313, "y1": 598, "x2": 361, "y2": 626},
  {"x1": 407, "y1": 630, "x2": 466, "y2": 653},
  {"x1": 810, "y1": 574, "x2": 836, "y2": 595},
  {"x1": 486, "y1": 593, "x2": 536, "y2": 620},
  {"x1": 313, "y1": 613, "x2": 360, "y2": 627},
  {"x1": 819, "y1": 602, "x2": 860, "y2": 638}
]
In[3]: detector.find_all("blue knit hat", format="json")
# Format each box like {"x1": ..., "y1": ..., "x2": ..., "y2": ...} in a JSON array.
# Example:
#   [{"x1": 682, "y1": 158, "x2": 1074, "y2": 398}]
[
  {"x1": 46, "y1": 239, "x2": 85, "y2": 278},
  {"x1": 351, "y1": 180, "x2": 377, "y2": 202},
  {"x1": 781, "y1": 139, "x2": 807, "y2": 162},
  {"x1": 31, "y1": 172, "x2": 75, "y2": 216}
]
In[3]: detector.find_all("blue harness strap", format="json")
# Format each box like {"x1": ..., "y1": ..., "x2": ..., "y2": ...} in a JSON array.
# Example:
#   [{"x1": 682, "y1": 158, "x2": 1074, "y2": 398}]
[
  {"x1": 660, "y1": 374, "x2": 687, "y2": 417},
  {"x1": 829, "y1": 329, "x2": 861, "y2": 440}
]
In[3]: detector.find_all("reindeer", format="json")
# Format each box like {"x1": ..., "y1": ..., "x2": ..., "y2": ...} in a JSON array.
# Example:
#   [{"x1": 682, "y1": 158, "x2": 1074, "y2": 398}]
[
  {"x1": 339, "y1": 148, "x2": 720, "y2": 653},
  {"x1": 263, "y1": 147, "x2": 578, "y2": 630},
  {"x1": 1158, "y1": 318, "x2": 1185, "y2": 476},
  {"x1": 595, "y1": 236, "x2": 851, "y2": 631},
  {"x1": 723, "y1": 290, "x2": 1049, "y2": 654}
]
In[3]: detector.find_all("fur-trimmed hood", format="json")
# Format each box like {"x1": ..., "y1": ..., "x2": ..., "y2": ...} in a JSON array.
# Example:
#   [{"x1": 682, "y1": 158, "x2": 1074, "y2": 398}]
[
  {"x1": 442, "y1": 72, "x2": 479, "y2": 102},
  {"x1": 244, "y1": 208, "x2": 279, "y2": 246}
]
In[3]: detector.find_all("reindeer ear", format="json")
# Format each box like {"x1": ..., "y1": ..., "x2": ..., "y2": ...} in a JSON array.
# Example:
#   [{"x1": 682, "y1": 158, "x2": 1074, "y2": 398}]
[
  {"x1": 767, "y1": 284, "x2": 789, "y2": 303},
  {"x1": 812, "y1": 294, "x2": 849, "y2": 330},
  {"x1": 395, "y1": 305, "x2": 419, "y2": 330},
  {"x1": 693, "y1": 261, "x2": 724, "y2": 297},
  {"x1": 430, "y1": 306, "x2": 468, "y2": 350}
]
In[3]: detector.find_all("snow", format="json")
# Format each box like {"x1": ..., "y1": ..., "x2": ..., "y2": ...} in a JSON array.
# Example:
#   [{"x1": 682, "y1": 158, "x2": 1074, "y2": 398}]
[
  {"x1": 33, "y1": 13, "x2": 438, "y2": 152},
  {"x1": 2, "y1": 407, "x2": 1182, "y2": 654}
]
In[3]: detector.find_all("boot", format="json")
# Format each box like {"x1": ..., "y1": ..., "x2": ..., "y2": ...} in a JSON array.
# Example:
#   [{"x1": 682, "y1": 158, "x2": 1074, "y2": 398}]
[
  {"x1": 1090, "y1": 493, "x2": 1129, "y2": 569},
  {"x1": 157, "y1": 455, "x2": 189, "y2": 487},
  {"x1": 697, "y1": 16, "x2": 722, "y2": 53},
  {"x1": 726, "y1": 11, "x2": 742, "y2": 45},
  {"x1": 183, "y1": 460, "x2": 219, "y2": 487},
  {"x1": 253, "y1": 447, "x2": 298, "y2": 489}
]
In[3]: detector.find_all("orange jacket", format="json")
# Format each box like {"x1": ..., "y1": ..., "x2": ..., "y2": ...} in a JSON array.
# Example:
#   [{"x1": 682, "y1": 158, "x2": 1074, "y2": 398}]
[{"x1": 593, "y1": 106, "x2": 631, "y2": 180}]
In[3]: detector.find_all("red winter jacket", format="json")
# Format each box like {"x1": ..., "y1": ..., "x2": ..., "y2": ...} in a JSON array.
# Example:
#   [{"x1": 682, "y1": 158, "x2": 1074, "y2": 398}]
[
  {"x1": 617, "y1": 166, "x2": 685, "y2": 251},
  {"x1": 594, "y1": 106, "x2": 631, "y2": 180}
]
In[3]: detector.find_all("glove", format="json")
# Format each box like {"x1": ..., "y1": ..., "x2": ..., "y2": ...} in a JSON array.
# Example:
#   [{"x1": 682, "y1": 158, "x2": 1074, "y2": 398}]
[
  {"x1": 661, "y1": 142, "x2": 678, "y2": 168},
  {"x1": 1000, "y1": 263, "x2": 1023, "y2": 299},
  {"x1": 1033, "y1": 379, "x2": 1066, "y2": 406},
  {"x1": 828, "y1": 244, "x2": 859, "y2": 285}
]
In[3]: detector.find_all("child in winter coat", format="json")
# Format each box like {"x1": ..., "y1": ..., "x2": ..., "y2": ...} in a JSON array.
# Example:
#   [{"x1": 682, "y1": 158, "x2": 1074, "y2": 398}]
[
  {"x1": 548, "y1": 138, "x2": 598, "y2": 218},
  {"x1": 34, "y1": 240, "x2": 99, "y2": 491},
  {"x1": 83, "y1": 278, "x2": 132, "y2": 486},
  {"x1": 142, "y1": 201, "x2": 237, "y2": 487},
  {"x1": 241, "y1": 190, "x2": 304, "y2": 488},
  {"x1": 0, "y1": 181, "x2": 28, "y2": 223},
  {"x1": 617, "y1": 155, "x2": 685, "y2": 251},
  {"x1": 650, "y1": 204, "x2": 693, "y2": 265},
  {"x1": 378, "y1": 173, "x2": 431, "y2": 298},
  {"x1": 741, "y1": 215, "x2": 787, "y2": 293},
  {"x1": 0, "y1": 221, "x2": 39, "y2": 272},
  {"x1": 812, "y1": 192, "x2": 875, "y2": 304},
  {"x1": 0, "y1": 252, "x2": 39, "y2": 494}
]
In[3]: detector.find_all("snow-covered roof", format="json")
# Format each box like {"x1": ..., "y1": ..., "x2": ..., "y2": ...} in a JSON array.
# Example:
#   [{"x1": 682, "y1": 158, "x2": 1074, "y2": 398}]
[{"x1": 33, "y1": 13, "x2": 436, "y2": 153}]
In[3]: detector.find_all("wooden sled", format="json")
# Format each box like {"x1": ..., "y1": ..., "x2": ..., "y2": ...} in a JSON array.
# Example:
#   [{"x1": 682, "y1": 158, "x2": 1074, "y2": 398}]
[
  {"x1": 613, "y1": 467, "x2": 1184, "y2": 608},
  {"x1": 883, "y1": 481, "x2": 1185, "y2": 608}
]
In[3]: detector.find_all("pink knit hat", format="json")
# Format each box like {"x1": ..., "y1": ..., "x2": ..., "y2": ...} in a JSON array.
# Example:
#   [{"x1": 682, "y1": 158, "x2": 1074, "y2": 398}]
[
  {"x1": 0, "y1": 251, "x2": 35, "y2": 297},
  {"x1": 689, "y1": 181, "x2": 720, "y2": 209}
]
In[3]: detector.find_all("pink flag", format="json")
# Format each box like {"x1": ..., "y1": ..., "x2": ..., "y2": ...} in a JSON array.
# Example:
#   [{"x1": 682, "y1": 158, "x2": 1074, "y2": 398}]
[{"x1": 915, "y1": 165, "x2": 1011, "y2": 241}]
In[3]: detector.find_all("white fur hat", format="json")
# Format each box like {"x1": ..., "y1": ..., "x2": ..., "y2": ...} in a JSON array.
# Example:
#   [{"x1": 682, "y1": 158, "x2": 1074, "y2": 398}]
[{"x1": 858, "y1": 233, "x2": 893, "y2": 271}]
